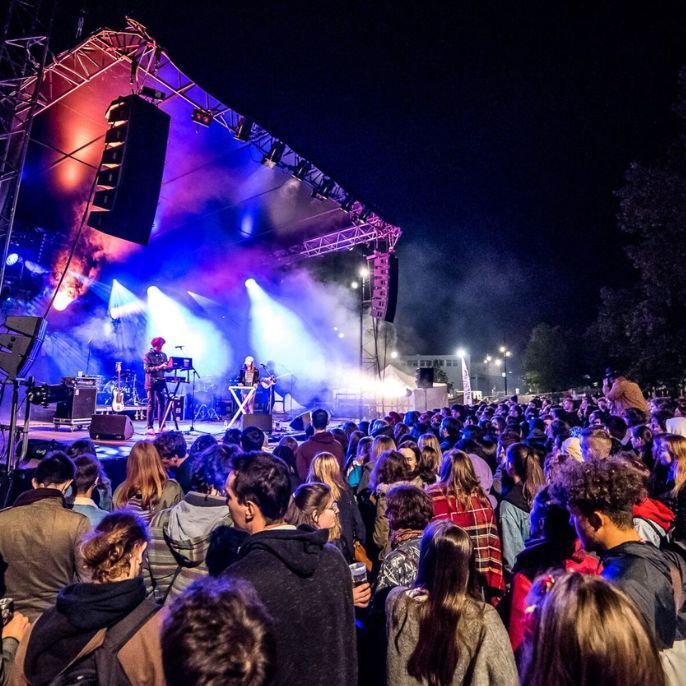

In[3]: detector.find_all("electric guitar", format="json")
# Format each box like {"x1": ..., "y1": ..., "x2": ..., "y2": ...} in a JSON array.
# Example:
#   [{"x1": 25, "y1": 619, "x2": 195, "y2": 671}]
[
  {"x1": 260, "y1": 372, "x2": 291, "y2": 389},
  {"x1": 111, "y1": 361, "x2": 125, "y2": 412}
]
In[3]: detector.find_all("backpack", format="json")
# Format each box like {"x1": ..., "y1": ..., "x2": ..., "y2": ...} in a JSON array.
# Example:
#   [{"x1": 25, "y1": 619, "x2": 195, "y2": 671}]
[{"x1": 48, "y1": 599, "x2": 159, "y2": 686}]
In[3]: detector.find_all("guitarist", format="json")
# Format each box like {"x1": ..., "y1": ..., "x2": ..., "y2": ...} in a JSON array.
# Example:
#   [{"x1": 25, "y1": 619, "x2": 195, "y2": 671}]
[{"x1": 144, "y1": 337, "x2": 172, "y2": 435}]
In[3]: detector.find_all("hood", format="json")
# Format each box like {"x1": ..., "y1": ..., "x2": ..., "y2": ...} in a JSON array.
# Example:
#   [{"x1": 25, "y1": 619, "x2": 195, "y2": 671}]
[
  {"x1": 56, "y1": 577, "x2": 146, "y2": 631},
  {"x1": 310, "y1": 431, "x2": 339, "y2": 446},
  {"x1": 514, "y1": 536, "x2": 578, "y2": 575},
  {"x1": 161, "y1": 493, "x2": 231, "y2": 564},
  {"x1": 239, "y1": 526, "x2": 330, "y2": 577},
  {"x1": 503, "y1": 482, "x2": 530, "y2": 512},
  {"x1": 633, "y1": 498, "x2": 675, "y2": 533}
]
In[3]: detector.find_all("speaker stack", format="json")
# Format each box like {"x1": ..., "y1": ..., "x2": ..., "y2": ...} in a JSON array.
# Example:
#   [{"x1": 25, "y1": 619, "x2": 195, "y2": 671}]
[
  {"x1": 369, "y1": 252, "x2": 399, "y2": 323},
  {"x1": 87, "y1": 94, "x2": 170, "y2": 245},
  {"x1": 0, "y1": 316, "x2": 46, "y2": 380}
]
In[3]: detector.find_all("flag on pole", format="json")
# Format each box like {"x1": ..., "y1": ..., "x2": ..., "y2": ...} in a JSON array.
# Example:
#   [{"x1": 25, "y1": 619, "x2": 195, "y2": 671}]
[{"x1": 462, "y1": 357, "x2": 472, "y2": 406}]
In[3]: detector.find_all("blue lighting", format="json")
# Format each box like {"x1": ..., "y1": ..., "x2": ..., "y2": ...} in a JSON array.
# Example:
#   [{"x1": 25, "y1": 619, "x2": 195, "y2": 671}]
[
  {"x1": 245, "y1": 278, "x2": 257, "y2": 288},
  {"x1": 6, "y1": 253, "x2": 19, "y2": 266}
]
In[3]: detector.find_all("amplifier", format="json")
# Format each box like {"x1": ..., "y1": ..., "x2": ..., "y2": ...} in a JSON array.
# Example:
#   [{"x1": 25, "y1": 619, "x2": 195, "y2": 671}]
[
  {"x1": 54, "y1": 386, "x2": 97, "y2": 420},
  {"x1": 61, "y1": 376, "x2": 98, "y2": 388}
]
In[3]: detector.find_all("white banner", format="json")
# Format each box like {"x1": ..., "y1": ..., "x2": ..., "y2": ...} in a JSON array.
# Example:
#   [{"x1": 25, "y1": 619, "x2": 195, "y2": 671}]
[{"x1": 462, "y1": 357, "x2": 473, "y2": 406}]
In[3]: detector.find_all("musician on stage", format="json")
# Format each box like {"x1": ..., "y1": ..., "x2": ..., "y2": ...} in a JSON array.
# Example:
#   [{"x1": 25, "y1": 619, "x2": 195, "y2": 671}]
[
  {"x1": 239, "y1": 355, "x2": 260, "y2": 414},
  {"x1": 144, "y1": 336, "x2": 172, "y2": 434}
]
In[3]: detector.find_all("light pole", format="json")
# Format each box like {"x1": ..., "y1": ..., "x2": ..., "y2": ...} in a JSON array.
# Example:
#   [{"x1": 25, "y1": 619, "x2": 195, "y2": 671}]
[{"x1": 499, "y1": 346, "x2": 512, "y2": 395}]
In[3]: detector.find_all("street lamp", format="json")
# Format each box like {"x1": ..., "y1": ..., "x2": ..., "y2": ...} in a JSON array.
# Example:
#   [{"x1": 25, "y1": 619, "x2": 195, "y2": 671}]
[
  {"x1": 499, "y1": 346, "x2": 512, "y2": 394},
  {"x1": 456, "y1": 348, "x2": 466, "y2": 358}
]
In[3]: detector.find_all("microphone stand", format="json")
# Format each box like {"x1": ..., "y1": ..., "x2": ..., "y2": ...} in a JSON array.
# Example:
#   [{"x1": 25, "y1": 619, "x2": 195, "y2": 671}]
[{"x1": 185, "y1": 366, "x2": 211, "y2": 436}]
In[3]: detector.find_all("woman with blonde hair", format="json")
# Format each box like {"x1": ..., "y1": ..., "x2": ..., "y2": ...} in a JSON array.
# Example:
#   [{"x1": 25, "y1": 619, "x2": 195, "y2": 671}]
[
  {"x1": 521, "y1": 572, "x2": 666, "y2": 686},
  {"x1": 661, "y1": 433, "x2": 686, "y2": 540},
  {"x1": 285, "y1": 482, "x2": 343, "y2": 545},
  {"x1": 426, "y1": 449, "x2": 505, "y2": 600},
  {"x1": 358, "y1": 435, "x2": 396, "y2": 492},
  {"x1": 11, "y1": 512, "x2": 165, "y2": 685},
  {"x1": 417, "y1": 432, "x2": 441, "y2": 458},
  {"x1": 113, "y1": 441, "x2": 183, "y2": 523},
  {"x1": 307, "y1": 452, "x2": 365, "y2": 562}
]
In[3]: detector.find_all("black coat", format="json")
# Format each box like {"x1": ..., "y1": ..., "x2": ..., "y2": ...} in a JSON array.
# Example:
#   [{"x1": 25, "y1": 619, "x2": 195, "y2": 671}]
[
  {"x1": 224, "y1": 527, "x2": 357, "y2": 686},
  {"x1": 601, "y1": 541, "x2": 686, "y2": 650},
  {"x1": 336, "y1": 489, "x2": 366, "y2": 562}
]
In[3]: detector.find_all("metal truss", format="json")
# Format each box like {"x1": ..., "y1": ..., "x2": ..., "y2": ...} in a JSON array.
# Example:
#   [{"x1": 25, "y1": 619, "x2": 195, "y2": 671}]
[
  {"x1": 0, "y1": 0, "x2": 55, "y2": 296},
  {"x1": 17, "y1": 18, "x2": 402, "y2": 261}
]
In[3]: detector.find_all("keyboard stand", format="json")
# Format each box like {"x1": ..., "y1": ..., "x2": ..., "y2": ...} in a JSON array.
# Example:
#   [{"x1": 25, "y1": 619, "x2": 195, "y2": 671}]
[
  {"x1": 160, "y1": 373, "x2": 188, "y2": 431},
  {"x1": 227, "y1": 385, "x2": 257, "y2": 428}
]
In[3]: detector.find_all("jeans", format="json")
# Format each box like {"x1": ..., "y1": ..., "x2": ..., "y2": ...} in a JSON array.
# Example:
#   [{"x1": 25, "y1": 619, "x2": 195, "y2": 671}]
[{"x1": 146, "y1": 380, "x2": 168, "y2": 428}]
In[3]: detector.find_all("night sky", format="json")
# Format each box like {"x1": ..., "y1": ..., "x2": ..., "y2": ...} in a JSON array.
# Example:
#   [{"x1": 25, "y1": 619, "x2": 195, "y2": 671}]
[{"x1": 54, "y1": 1, "x2": 686, "y2": 358}]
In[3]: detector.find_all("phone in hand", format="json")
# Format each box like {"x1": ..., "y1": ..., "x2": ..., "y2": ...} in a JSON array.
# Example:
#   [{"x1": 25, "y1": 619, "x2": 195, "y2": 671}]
[{"x1": 0, "y1": 597, "x2": 14, "y2": 627}]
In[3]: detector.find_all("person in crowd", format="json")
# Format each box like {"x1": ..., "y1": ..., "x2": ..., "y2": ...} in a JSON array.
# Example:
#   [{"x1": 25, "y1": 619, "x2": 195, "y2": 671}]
[
  {"x1": 398, "y1": 444, "x2": 419, "y2": 474},
  {"x1": 357, "y1": 435, "x2": 396, "y2": 493},
  {"x1": 188, "y1": 433, "x2": 217, "y2": 458},
  {"x1": 345, "y1": 430, "x2": 364, "y2": 465},
  {"x1": 386, "y1": 521, "x2": 518, "y2": 686},
  {"x1": 67, "y1": 439, "x2": 112, "y2": 511},
  {"x1": 223, "y1": 427, "x2": 243, "y2": 447},
  {"x1": 652, "y1": 410, "x2": 674, "y2": 436},
  {"x1": 285, "y1": 482, "x2": 343, "y2": 551},
  {"x1": 603, "y1": 368, "x2": 648, "y2": 416},
  {"x1": 506, "y1": 486, "x2": 602, "y2": 653},
  {"x1": 414, "y1": 446, "x2": 440, "y2": 486},
  {"x1": 370, "y1": 450, "x2": 421, "y2": 557},
  {"x1": 623, "y1": 407, "x2": 648, "y2": 428},
  {"x1": 331, "y1": 427, "x2": 350, "y2": 457},
  {"x1": 552, "y1": 456, "x2": 686, "y2": 652},
  {"x1": 631, "y1": 424, "x2": 655, "y2": 467},
  {"x1": 154, "y1": 431, "x2": 192, "y2": 493},
  {"x1": 417, "y1": 433, "x2": 441, "y2": 457},
  {"x1": 520, "y1": 572, "x2": 666, "y2": 686},
  {"x1": 71, "y1": 455, "x2": 109, "y2": 527},
  {"x1": 307, "y1": 452, "x2": 365, "y2": 562},
  {"x1": 295, "y1": 409, "x2": 345, "y2": 479},
  {"x1": 605, "y1": 415, "x2": 630, "y2": 453},
  {"x1": 580, "y1": 427, "x2": 613, "y2": 461},
  {"x1": 241, "y1": 426, "x2": 266, "y2": 452},
  {"x1": 223, "y1": 452, "x2": 357, "y2": 686},
  {"x1": 161, "y1": 576, "x2": 275, "y2": 686},
  {"x1": 375, "y1": 485, "x2": 434, "y2": 596},
  {"x1": 10, "y1": 512, "x2": 165, "y2": 686},
  {"x1": 662, "y1": 433, "x2": 686, "y2": 541},
  {"x1": 499, "y1": 443, "x2": 545, "y2": 574},
  {"x1": 0, "y1": 452, "x2": 91, "y2": 620},
  {"x1": 1, "y1": 608, "x2": 29, "y2": 686},
  {"x1": 426, "y1": 449, "x2": 506, "y2": 600},
  {"x1": 346, "y1": 435, "x2": 373, "y2": 492},
  {"x1": 145, "y1": 444, "x2": 233, "y2": 603},
  {"x1": 113, "y1": 441, "x2": 183, "y2": 524},
  {"x1": 272, "y1": 437, "x2": 301, "y2": 490},
  {"x1": 439, "y1": 417, "x2": 461, "y2": 451}
]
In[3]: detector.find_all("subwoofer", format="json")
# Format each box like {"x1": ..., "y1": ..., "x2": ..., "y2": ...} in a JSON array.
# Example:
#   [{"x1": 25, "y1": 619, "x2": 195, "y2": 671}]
[{"x1": 89, "y1": 414, "x2": 134, "y2": 441}]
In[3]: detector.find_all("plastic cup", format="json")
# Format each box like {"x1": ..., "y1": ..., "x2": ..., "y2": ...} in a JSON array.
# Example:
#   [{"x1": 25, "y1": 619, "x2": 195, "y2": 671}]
[{"x1": 349, "y1": 562, "x2": 367, "y2": 587}]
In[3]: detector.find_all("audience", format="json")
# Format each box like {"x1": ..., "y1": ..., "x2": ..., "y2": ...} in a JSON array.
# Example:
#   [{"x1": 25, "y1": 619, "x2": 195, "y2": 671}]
[
  {"x1": 71, "y1": 454, "x2": 110, "y2": 526},
  {"x1": 386, "y1": 521, "x2": 518, "y2": 686},
  {"x1": 520, "y1": 572, "x2": 666, "y2": 686},
  {"x1": 11, "y1": 512, "x2": 164, "y2": 685},
  {"x1": 113, "y1": 441, "x2": 183, "y2": 523},
  {"x1": 145, "y1": 444, "x2": 233, "y2": 603},
  {"x1": 223, "y1": 451, "x2": 357, "y2": 686},
  {"x1": 154, "y1": 431, "x2": 192, "y2": 493},
  {"x1": 295, "y1": 409, "x2": 345, "y2": 479},
  {"x1": 162, "y1": 576, "x2": 275, "y2": 686},
  {"x1": 0, "y1": 453, "x2": 91, "y2": 619}
]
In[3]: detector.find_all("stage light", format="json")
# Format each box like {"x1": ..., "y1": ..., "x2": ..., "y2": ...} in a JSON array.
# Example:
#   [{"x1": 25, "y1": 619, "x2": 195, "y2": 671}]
[
  {"x1": 312, "y1": 177, "x2": 335, "y2": 200},
  {"x1": 262, "y1": 140, "x2": 286, "y2": 168},
  {"x1": 141, "y1": 86, "x2": 166, "y2": 101},
  {"x1": 359, "y1": 266, "x2": 369, "y2": 278},
  {"x1": 234, "y1": 116, "x2": 254, "y2": 141},
  {"x1": 245, "y1": 278, "x2": 257, "y2": 288},
  {"x1": 191, "y1": 108, "x2": 213, "y2": 127},
  {"x1": 6, "y1": 253, "x2": 19, "y2": 266},
  {"x1": 53, "y1": 289, "x2": 75, "y2": 312},
  {"x1": 351, "y1": 281, "x2": 359, "y2": 289},
  {"x1": 292, "y1": 159, "x2": 311, "y2": 181},
  {"x1": 109, "y1": 279, "x2": 145, "y2": 319},
  {"x1": 456, "y1": 348, "x2": 466, "y2": 358},
  {"x1": 359, "y1": 207, "x2": 372, "y2": 222},
  {"x1": 499, "y1": 345, "x2": 506, "y2": 353},
  {"x1": 391, "y1": 350, "x2": 398, "y2": 359}
]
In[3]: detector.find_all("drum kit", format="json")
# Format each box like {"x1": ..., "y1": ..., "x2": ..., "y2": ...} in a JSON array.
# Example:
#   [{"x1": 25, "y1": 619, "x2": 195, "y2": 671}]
[{"x1": 99, "y1": 367, "x2": 141, "y2": 408}]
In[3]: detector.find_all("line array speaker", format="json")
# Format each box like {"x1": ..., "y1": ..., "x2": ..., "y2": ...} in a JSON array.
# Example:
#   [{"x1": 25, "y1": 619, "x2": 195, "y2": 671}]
[{"x1": 370, "y1": 252, "x2": 399, "y2": 323}]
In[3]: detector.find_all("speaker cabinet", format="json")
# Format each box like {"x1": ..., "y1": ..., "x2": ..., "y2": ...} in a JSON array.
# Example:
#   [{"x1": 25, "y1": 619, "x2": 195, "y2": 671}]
[
  {"x1": 55, "y1": 387, "x2": 97, "y2": 420},
  {"x1": 370, "y1": 252, "x2": 399, "y2": 323},
  {"x1": 89, "y1": 414, "x2": 134, "y2": 441},
  {"x1": 416, "y1": 367, "x2": 434, "y2": 389},
  {"x1": 241, "y1": 414, "x2": 273, "y2": 433},
  {"x1": 289, "y1": 411, "x2": 312, "y2": 432}
]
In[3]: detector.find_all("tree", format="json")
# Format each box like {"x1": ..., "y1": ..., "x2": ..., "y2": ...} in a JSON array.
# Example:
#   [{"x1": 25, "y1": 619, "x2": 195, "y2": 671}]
[
  {"x1": 522, "y1": 323, "x2": 573, "y2": 392},
  {"x1": 596, "y1": 68, "x2": 686, "y2": 387}
]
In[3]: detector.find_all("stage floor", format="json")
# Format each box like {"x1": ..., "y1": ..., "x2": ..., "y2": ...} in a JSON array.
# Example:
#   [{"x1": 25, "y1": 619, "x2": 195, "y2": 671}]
[{"x1": 24, "y1": 417, "x2": 296, "y2": 461}]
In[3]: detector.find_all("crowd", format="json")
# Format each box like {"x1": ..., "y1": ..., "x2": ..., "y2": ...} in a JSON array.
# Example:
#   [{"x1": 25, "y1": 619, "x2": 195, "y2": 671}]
[{"x1": 1, "y1": 367, "x2": 686, "y2": 685}]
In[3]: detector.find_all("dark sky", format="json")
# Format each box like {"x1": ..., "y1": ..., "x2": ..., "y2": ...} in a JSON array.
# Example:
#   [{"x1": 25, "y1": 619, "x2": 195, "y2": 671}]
[{"x1": 55, "y1": 1, "x2": 686, "y2": 356}]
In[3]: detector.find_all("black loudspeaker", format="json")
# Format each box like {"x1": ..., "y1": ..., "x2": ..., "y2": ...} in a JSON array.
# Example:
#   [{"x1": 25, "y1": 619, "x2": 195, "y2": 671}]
[
  {"x1": 55, "y1": 387, "x2": 97, "y2": 420},
  {"x1": 370, "y1": 252, "x2": 399, "y2": 323},
  {"x1": 289, "y1": 411, "x2": 312, "y2": 432},
  {"x1": 20, "y1": 438, "x2": 68, "y2": 462},
  {"x1": 89, "y1": 414, "x2": 134, "y2": 440},
  {"x1": 87, "y1": 95, "x2": 170, "y2": 245},
  {"x1": 416, "y1": 368, "x2": 434, "y2": 389},
  {"x1": 0, "y1": 315, "x2": 47, "y2": 380},
  {"x1": 241, "y1": 414, "x2": 273, "y2": 433}
]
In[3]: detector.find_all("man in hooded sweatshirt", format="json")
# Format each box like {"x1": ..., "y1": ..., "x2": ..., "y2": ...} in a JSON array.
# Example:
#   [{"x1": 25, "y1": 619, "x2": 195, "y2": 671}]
[
  {"x1": 144, "y1": 445, "x2": 233, "y2": 603},
  {"x1": 295, "y1": 409, "x2": 345, "y2": 480},
  {"x1": 553, "y1": 456, "x2": 686, "y2": 654},
  {"x1": 224, "y1": 451, "x2": 357, "y2": 686}
]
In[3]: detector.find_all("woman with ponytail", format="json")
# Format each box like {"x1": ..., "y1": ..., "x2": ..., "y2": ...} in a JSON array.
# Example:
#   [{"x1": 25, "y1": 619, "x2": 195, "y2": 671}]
[
  {"x1": 11, "y1": 512, "x2": 165, "y2": 685},
  {"x1": 499, "y1": 442, "x2": 545, "y2": 574},
  {"x1": 386, "y1": 521, "x2": 517, "y2": 686}
]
